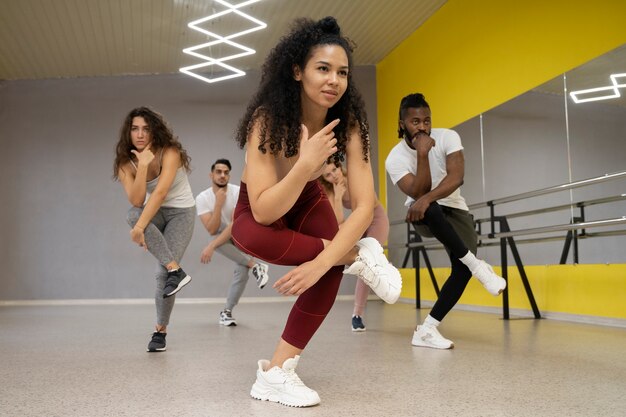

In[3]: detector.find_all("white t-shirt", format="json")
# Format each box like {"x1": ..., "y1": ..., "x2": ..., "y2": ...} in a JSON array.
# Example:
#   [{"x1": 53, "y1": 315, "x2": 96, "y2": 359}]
[
  {"x1": 385, "y1": 128, "x2": 468, "y2": 211},
  {"x1": 195, "y1": 183, "x2": 240, "y2": 233}
]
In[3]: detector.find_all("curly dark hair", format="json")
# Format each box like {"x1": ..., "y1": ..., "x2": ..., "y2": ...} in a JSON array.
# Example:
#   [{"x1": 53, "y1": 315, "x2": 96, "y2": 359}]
[
  {"x1": 235, "y1": 16, "x2": 370, "y2": 164},
  {"x1": 113, "y1": 107, "x2": 191, "y2": 180}
]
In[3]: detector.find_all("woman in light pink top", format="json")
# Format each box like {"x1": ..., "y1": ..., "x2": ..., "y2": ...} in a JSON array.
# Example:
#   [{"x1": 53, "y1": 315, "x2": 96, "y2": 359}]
[{"x1": 319, "y1": 162, "x2": 390, "y2": 331}]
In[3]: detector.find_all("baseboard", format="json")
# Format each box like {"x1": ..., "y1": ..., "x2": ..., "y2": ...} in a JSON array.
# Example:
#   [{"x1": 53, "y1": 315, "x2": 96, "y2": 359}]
[
  {"x1": 0, "y1": 294, "x2": 357, "y2": 307},
  {"x1": 398, "y1": 298, "x2": 626, "y2": 329},
  {"x1": 5, "y1": 295, "x2": 622, "y2": 329}
]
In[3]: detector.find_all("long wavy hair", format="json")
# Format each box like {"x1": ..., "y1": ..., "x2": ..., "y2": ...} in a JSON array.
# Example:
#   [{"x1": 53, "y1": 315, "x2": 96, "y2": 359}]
[
  {"x1": 112, "y1": 107, "x2": 191, "y2": 180},
  {"x1": 235, "y1": 16, "x2": 370, "y2": 165},
  {"x1": 318, "y1": 162, "x2": 347, "y2": 195}
]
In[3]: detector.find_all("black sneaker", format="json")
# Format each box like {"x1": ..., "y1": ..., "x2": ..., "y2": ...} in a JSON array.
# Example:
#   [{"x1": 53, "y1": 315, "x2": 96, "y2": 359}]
[
  {"x1": 163, "y1": 268, "x2": 191, "y2": 298},
  {"x1": 147, "y1": 332, "x2": 166, "y2": 352},
  {"x1": 351, "y1": 315, "x2": 366, "y2": 332}
]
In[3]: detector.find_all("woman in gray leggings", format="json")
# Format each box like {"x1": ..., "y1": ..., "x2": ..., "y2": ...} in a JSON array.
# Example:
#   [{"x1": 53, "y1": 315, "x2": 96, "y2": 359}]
[{"x1": 113, "y1": 107, "x2": 196, "y2": 352}]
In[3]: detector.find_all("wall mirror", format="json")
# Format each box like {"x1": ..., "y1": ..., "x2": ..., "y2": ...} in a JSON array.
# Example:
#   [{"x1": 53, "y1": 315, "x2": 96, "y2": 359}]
[{"x1": 386, "y1": 44, "x2": 626, "y2": 266}]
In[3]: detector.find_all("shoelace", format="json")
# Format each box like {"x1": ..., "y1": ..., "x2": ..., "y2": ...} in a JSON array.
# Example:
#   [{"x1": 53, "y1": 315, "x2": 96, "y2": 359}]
[
  {"x1": 354, "y1": 256, "x2": 380, "y2": 287},
  {"x1": 166, "y1": 273, "x2": 182, "y2": 285},
  {"x1": 281, "y1": 369, "x2": 305, "y2": 387},
  {"x1": 475, "y1": 261, "x2": 498, "y2": 284},
  {"x1": 151, "y1": 333, "x2": 165, "y2": 342}
]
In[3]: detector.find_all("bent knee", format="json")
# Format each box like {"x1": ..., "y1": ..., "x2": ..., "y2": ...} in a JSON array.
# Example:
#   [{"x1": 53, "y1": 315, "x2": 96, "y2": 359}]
[{"x1": 126, "y1": 207, "x2": 143, "y2": 226}]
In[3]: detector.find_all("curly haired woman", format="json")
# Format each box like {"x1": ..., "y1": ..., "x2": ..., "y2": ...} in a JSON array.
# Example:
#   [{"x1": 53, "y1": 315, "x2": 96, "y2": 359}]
[
  {"x1": 231, "y1": 16, "x2": 401, "y2": 407},
  {"x1": 113, "y1": 107, "x2": 195, "y2": 353}
]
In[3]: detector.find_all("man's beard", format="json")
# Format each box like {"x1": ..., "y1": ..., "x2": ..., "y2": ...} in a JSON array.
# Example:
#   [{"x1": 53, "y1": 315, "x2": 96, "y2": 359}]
[{"x1": 215, "y1": 182, "x2": 228, "y2": 188}]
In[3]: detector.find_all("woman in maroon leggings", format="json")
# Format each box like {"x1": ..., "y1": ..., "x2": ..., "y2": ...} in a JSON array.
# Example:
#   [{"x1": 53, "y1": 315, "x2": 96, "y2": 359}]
[{"x1": 231, "y1": 16, "x2": 401, "y2": 407}]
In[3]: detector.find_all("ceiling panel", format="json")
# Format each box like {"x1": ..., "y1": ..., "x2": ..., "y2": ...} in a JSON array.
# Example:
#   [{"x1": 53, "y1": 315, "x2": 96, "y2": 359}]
[{"x1": 0, "y1": 0, "x2": 447, "y2": 81}]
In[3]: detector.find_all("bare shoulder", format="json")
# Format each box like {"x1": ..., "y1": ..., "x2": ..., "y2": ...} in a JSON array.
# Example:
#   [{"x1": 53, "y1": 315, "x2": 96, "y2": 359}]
[
  {"x1": 162, "y1": 146, "x2": 180, "y2": 158},
  {"x1": 161, "y1": 146, "x2": 182, "y2": 165},
  {"x1": 345, "y1": 125, "x2": 369, "y2": 163},
  {"x1": 118, "y1": 161, "x2": 134, "y2": 180}
]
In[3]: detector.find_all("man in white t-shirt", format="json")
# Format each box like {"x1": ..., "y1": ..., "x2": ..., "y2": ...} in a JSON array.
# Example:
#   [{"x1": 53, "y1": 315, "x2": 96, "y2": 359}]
[
  {"x1": 196, "y1": 159, "x2": 269, "y2": 326},
  {"x1": 386, "y1": 93, "x2": 506, "y2": 349}
]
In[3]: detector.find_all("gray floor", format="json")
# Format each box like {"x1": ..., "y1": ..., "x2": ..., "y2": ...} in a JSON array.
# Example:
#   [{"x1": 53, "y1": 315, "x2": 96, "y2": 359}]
[{"x1": 1, "y1": 299, "x2": 625, "y2": 417}]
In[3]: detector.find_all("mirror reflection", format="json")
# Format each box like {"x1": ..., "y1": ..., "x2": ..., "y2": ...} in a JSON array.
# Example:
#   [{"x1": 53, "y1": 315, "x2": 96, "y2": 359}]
[{"x1": 387, "y1": 44, "x2": 626, "y2": 267}]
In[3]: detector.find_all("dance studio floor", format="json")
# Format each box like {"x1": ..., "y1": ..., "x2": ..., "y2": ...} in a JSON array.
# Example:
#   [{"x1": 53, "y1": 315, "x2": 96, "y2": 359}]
[{"x1": 1, "y1": 298, "x2": 625, "y2": 416}]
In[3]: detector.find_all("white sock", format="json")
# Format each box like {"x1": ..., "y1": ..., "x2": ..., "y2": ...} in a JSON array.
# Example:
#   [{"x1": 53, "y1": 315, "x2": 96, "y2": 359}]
[
  {"x1": 423, "y1": 315, "x2": 440, "y2": 328},
  {"x1": 459, "y1": 251, "x2": 479, "y2": 271}
]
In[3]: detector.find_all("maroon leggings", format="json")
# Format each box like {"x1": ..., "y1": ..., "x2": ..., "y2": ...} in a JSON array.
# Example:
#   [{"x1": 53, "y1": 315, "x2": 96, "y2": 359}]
[{"x1": 232, "y1": 181, "x2": 343, "y2": 349}]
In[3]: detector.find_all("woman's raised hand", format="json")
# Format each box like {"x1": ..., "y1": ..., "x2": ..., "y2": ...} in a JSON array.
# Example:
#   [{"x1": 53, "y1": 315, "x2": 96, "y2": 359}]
[
  {"x1": 298, "y1": 119, "x2": 340, "y2": 173},
  {"x1": 333, "y1": 177, "x2": 347, "y2": 199},
  {"x1": 131, "y1": 143, "x2": 155, "y2": 167}
]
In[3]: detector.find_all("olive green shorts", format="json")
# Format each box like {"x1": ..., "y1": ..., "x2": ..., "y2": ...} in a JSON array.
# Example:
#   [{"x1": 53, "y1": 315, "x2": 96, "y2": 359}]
[{"x1": 413, "y1": 205, "x2": 478, "y2": 254}]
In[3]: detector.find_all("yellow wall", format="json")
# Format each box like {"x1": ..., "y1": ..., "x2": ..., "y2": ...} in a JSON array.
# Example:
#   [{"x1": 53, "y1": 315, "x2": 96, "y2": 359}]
[
  {"x1": 399, "y1": 265, "x2": 626, "y2": 319},
  {"x1": 377, "y1": 1, "x2": 626, "y2": 321},
  {"x1": 376, "y1": 0, "x2": 626, "y2": 206}
]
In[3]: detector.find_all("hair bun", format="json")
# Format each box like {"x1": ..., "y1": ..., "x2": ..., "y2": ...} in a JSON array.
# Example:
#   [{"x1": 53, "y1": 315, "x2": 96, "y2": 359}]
[{"x1": 318, "y1": 16, "x2": 340, "y2": 35}]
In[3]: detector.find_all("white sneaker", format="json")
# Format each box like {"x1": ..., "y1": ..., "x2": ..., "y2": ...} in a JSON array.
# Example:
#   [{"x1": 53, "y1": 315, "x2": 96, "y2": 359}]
[
  {"x1": 344, "y1": 237, "x2": 402, "y2": 304},
  {"x1": 250, "y1": 355, "x2": 320, "y2": 407},
  {"x1": 251, "y1": 262, "x2": 269, "y2": 289},
  {"x1": 471, "y1": 260, "x2": 506, "y2": 296},
  {"x1": 411, "y1": 325, "x2": 454, "y2": 349},
  {"x1": 219, "y1": 309, "x2": 237, "y2": 326}
]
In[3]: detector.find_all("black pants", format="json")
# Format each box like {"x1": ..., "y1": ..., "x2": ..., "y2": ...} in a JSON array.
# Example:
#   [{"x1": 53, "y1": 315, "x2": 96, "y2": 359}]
[{"x1": 414, "y1": 202, "x2": 478, "y2": 321}]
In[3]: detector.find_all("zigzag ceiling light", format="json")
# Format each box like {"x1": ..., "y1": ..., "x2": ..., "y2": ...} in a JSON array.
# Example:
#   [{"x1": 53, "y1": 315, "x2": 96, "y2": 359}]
[
  {"x1": 570, "y1": 73, "x2": 626, "y2": 103},
  {"x1": 180, "y1": 0, "x2": 267, "y2": 84}
]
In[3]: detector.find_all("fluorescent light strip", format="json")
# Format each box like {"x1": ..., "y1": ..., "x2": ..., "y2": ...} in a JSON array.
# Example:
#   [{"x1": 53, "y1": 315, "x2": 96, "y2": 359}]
[
  {"x1": 188, "y1": 1, "x2": 267, "y2": 40},
  {"x1": 610, "y1": 73, "x2": 626, "y2": 87},
  {"x1": 179, "y1": 0, "x2": 266, "y2": 84},
  {"x1": 183, "y1": 39, "x2": 256, "y2": 63},
  {"x1": 570, "y1": 72, "x2": 626, "y2": 103}
]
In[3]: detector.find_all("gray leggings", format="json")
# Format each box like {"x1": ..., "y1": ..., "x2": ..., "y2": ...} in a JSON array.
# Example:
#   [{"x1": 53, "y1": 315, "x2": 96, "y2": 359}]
[
  {"x1": 215, "y1": 241, "x2": 253, "y2": 311},
  {"x1": 127, "y1": 205, "x2": 195, "y2": 326}
]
